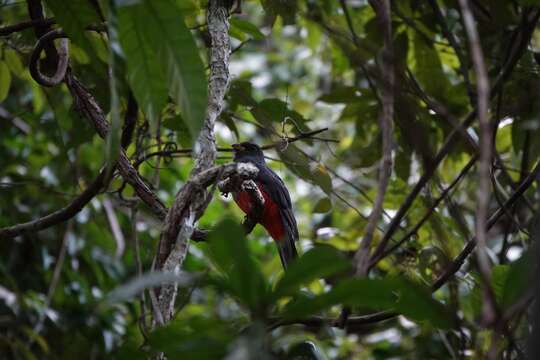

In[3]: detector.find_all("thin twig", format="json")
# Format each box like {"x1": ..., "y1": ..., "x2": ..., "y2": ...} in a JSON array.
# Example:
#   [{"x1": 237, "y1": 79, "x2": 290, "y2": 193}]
[
  {"x1": 432, "y1": 159, "x2": 540, "y2": 291},
  {"x1": 459, "y1": 0, "x2": 497, "y2": 328},
  {"x1": 354, "y1": 0, "x2": 394, "y2": 277},
  {"x1": 372, "y1": 155, "x2": 477, "y2": 266},
  {"x1": 103, "y1": 197, "x2": 126, "y2": 259},
  {"x1": 370, "y1": 10, "x2": 540, "y2": 263},
  {"x1": 0, "y1": 17, "x2": 55, "y2": 36}
]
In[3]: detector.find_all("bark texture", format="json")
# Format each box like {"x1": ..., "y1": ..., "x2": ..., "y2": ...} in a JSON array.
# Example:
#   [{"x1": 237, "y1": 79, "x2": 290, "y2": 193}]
[{"x1": 155, "y1": 1, "x2": 231, "y2": 322}]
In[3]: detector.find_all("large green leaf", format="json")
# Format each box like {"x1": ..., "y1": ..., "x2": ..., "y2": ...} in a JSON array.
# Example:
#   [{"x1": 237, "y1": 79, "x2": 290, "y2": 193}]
[
  {"x1": 273, "y1": 246, "x2": 351, "y2": 299},
  {"x1": 44, "y1": 0, "x2": 101, "y2": 54},
  {"x1": 392, "y1": 278, "x2": 454, "y2": 329},
  {"x1": 282, "y1": 278, "x2": 395, "y2": 319},
  {"x1": 282, "y1": 277, "x2": 453, "y2": 328},
  {"x1": 117, "y1": 2, "x2": 168, "y2": 130},
  {"x1": 123, "y1": 0, "x2": 206, "y2": 140},
  {"x1": 206, "y1": 218, "x2": 268, "y2": 313},
  {"x1": 410, "y1": 31, "x2": 451, "y2": 101}
]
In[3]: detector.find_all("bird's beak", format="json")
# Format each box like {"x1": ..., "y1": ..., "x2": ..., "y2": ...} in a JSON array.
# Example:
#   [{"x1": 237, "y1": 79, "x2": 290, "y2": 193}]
[{"x1": 232, "y1": 143, "x2": 244, "y2": 152}]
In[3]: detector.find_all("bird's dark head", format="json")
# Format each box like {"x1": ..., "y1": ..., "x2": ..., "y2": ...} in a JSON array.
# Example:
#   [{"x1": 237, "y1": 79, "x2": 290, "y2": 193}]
[{"x1": 232, "y1": 142, "x2": 265, "y2": 164}]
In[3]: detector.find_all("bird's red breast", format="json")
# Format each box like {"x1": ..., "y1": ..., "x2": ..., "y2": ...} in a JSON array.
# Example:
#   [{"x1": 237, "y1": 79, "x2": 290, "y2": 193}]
[{"x1": 233, "y1": 182, "x2": 286, "y2": 242}]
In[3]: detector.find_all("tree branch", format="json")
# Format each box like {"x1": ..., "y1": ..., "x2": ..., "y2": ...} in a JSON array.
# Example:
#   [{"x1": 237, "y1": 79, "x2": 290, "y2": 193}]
[
  {"x1": 354, "y1": 0, "x2": 394, "y2": 277},
  {"x1": 28, "y1": 28, "x2": 69, "y2": 87},
  {"x1": 369, "y1": 10, "x2": 540, "y2": 263},
  {"x1": 459, "y1": 0, "x2": 497, "y2": 328},
  {"x1": 65, "y1": 72, "x2": 169, "y2": 220},
  {"x1": 0, "y1": 17, "x2": 55, "y2": 37},
  {"x1": 155, "y1": 0, "x2": 232, "y2": 323},
  {"x1": 0, "y1": 168, "x2": 108, "y2": 239},
  {"x1": 371, "y1": 155, "x2": 477, "y2": 266},
  {"x1": 432, "y1": 159, "x2": 540, "y2": 291}
]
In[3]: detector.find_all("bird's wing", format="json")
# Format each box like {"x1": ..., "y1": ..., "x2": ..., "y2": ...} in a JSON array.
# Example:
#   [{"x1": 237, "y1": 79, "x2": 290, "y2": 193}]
[{"x1": 256, "y1": 165, "x2": 299, "y2": 242}]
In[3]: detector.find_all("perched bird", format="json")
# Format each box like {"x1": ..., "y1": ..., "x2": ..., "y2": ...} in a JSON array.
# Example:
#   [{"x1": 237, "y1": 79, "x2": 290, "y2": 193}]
[{"x1": 232, "y1": 142, "x2": 298, "y2": 269}]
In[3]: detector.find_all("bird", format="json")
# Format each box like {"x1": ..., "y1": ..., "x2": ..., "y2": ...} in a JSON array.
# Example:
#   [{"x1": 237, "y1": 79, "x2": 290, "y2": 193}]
[{"x1": 231, "y1": 141, "x2": 298, "y2": 269}]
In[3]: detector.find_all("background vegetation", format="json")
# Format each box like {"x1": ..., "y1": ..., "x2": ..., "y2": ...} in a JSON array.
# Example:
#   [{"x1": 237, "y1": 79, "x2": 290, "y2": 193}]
[{"x1": 0, "y1": 0, "x2": 539, "y2": 358}]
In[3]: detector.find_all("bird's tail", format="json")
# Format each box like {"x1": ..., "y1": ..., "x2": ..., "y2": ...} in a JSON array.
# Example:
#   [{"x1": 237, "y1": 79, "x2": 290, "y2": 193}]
[{"x1": 277, "y1": 233, "x2": 298, "y2": 270}]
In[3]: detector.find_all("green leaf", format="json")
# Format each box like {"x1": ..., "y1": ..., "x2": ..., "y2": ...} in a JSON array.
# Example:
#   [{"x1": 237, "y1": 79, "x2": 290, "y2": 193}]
[
  {"x1": 282, "y1": 277, "x2": 453, "y2": 328},
  {"x1": 163, "y1": 114, "x2": 193, "y2": 148},
  {"x1": 273, "y1": 246, "x2": 351, "y2": 299},
  {"x1": 313, "y1": 197, "x2": 332, "y2": 213},
  {"x1": 117, "y1": 2, "x2": 168, "y2": 130},
  {"x1": 230, "y1": 18, "x2": 265, "y2": 40},
  {"x1": 228, "y1": 79, "x2": 257, "y2": 108},
  {"x1": 251, "y1": 98, "x2": 311, "y2": 133},
  {"x1": 312, "y1": 164, "x2": 333, "y2": 194},
  {"x1": 502, "y1": 252, "x2": 532, "y2": 308},
  {"x1": 123, "y1": 0, "x2": 206, "y2": 140},
  {"x1": 44, "y1": 0, "x2": 100, "y2": 55},
  {"x1": 282, "y1": 278, "x2": 395, "y2": 319},
  {"x1": 411, "y1": 31, "x2": 451, "y2": 101},
  {"x1": 0, "y1": 61, "x2": 11, "y2": 102},
  {"x1": 278, "y1": 144, "x2": 333, "y2": 194},
  {"x1": 392, "y1": 278, "x2": 454, "y2": 329},
  {"x1": 4, "y1": 49, "x2": 25, "y2": 78},
  {"x1": 207, "y1": 218, "x2": 268, "y2": 312}
]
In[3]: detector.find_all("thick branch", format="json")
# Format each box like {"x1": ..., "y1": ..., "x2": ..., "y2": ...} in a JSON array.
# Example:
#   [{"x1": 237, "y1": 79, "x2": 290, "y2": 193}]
[
  {"x1": 0, "y1": 169, "x2": 108, "y2": 239},
  {"x1": 155, "y1": 0, "x2": 231, "y2": 323},
  {"x1": 65, "y1": 72, "x2": 168, "y2": 220}
]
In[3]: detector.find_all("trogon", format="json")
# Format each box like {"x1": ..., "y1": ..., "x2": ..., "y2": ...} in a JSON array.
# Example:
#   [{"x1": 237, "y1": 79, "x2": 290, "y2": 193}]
[{"x1": 231, "y1": 142, "x2": 298, "y2": 269}]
